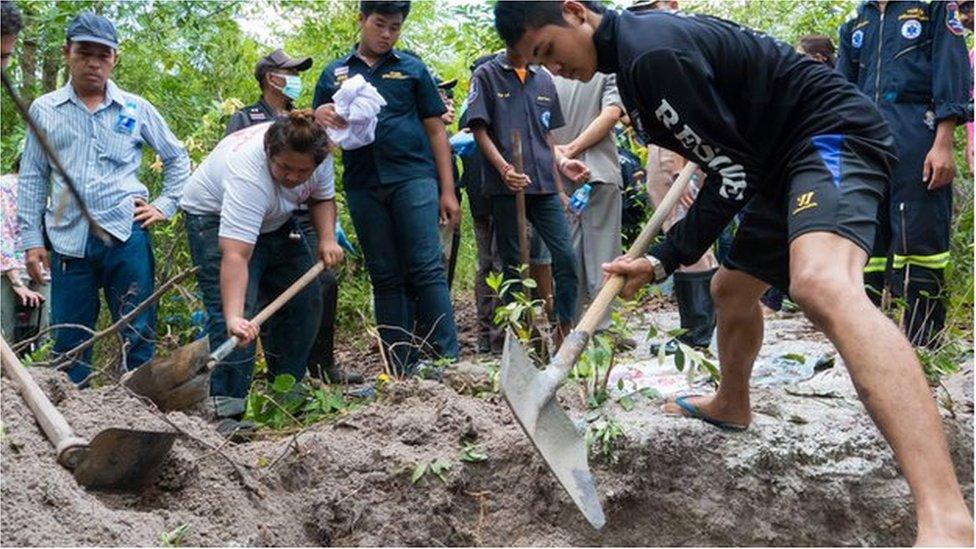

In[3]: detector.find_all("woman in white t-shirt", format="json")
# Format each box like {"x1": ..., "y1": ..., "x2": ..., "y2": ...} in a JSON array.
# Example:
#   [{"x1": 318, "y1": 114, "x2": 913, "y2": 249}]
[{"x1": 180, "y1": 110, "x2": 343, "y2": 429}]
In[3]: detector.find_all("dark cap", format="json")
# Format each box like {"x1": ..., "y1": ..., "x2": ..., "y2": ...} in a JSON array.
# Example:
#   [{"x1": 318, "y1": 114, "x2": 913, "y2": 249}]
[
  {"x1": 254, "y1": 48, "x2": 313, "y2": 80},
  {"x1": 66, "y1": 12, "x2": 119, "y2": 50},
  {"x1": 437, "y1": 77, "x2": 457, "y2": 91}
]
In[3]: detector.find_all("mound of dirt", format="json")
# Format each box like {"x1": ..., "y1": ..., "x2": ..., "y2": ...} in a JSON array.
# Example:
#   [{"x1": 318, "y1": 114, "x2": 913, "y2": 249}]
[{"x1": 2, "y1": 310, "x2": 972, "y2": 546}]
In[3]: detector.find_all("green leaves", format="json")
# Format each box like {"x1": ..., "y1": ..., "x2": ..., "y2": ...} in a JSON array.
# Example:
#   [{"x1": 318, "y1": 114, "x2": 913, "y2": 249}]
[
  {"x1": 244, "y1": 374, "x2": 365, "y2": 431},
  {"x1": 410, "y1": 462, "x2": 427, "y2": 484},
  {"x1": 410, "y1": 458, "x2": 453, "y2": 484},
  {"x1": 459, "y1": 442, "x2": 488, "y2": 463},
  {"x1": 271, "y1": 373, "x2": 296, "y2": 393},
  {"x1": 617, "y1": 394, "x2": 635, "y2": 412}
]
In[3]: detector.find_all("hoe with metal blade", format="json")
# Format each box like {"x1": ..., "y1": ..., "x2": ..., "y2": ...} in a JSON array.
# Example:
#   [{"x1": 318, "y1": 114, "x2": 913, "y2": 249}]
[
  {"x1": 1, "y1": 337, "x2": 177, "y2": 490},
  {"x1": 122, "y1": 261, "x2": 326, "y2": 411},
  {"x1": 500, "y1": 162, "x2": 699, "y2": 530}
]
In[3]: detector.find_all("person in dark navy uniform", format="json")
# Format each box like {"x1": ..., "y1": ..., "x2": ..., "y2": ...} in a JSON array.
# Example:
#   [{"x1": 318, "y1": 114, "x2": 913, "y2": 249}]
[
  {"x1": 313, "y1": 1, "x2": 461, "y2": 376},
  {"x1": 493, "y1": 2, "x2": 974, "y2": 545},
  {"x1": 838, "y1": 0, "x2": 971, "y2": 347},
  {"x1": 225, "y1": 48, "x2": 313, "y2": 136},
  {"x1": 226, "y1": 49, "x2": 363, "y2": 384}
]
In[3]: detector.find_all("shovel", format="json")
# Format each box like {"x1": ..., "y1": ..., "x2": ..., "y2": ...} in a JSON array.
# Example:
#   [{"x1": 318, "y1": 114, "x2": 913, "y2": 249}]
[
  {"x1": 512, "y1": 129, "x2": 531, "y2": 275},
  {"x1": 0, "y1": 336, "x2": 176, "y2": 490},
  {"x1": 500, "y1": 162, "x2": 699, "y2": 530},
  {"x1": 121, "y1": 260, "x2": 326, "y2": 411}
]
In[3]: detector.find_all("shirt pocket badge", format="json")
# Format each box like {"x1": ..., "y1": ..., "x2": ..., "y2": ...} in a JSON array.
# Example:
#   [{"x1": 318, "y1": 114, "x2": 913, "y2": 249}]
[{"x1": 114, "y1": 99, "x2": 139, "y2": 136}]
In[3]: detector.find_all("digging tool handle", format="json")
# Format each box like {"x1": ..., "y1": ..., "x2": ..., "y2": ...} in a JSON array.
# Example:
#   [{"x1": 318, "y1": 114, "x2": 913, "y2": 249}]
[
  {"x1": 210, "y1": 260, "x2": 326, "y2": 363},
  {"x1": 512, "y1": 129, "x2": 530, "y2": 271},
  {"x1": 551, "y1": 162, "x2": 699, "y2": 372},
  {"x1": 0, "y1": 337, "x2": 88, "y2": 469}
]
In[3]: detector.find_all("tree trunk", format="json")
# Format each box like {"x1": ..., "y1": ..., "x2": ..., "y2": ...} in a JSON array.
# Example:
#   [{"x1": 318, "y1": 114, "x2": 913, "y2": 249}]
[
  {"x1": 41, "y1": 49, "x2": 60, "y2": 93},
  {"x1": 19, "y1": 38, "x2": 37, "y2": 102}
]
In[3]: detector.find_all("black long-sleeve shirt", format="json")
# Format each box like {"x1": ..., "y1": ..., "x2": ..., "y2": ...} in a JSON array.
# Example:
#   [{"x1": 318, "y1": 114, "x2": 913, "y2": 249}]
[{"x1": 594, "y1": 9, "x2": 891, "y2": 272}]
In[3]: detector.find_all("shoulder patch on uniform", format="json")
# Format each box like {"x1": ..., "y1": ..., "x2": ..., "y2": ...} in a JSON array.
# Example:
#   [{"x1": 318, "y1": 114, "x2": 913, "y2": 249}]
[
  {"x1": 946, "y1": 2, "x2": 965, "y2": 35},
  {"x1": 334, "y1": 65, "x2": 349, "y2": 85},
  {"x1": 854, "y1": 19, "x2": 871, "y2": 30},
  {"x1": 901, "y1": 19, "x2": 922, "y2": 39},
  {"x1": 247, "y1": 109, "x2": 267, "y2": 121},
  {"x1": 851, "y1": 29, "x2": 865, "y2": 48}
]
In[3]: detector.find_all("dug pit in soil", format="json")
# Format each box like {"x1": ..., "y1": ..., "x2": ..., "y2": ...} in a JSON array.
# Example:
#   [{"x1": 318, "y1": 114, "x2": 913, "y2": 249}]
[{"x1": 1, "y1": 314, "x2": 972, "y2": 546}]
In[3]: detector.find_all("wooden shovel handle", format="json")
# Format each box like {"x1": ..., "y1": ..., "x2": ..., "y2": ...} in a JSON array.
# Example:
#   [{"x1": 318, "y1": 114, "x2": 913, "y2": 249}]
[
  {"x1": 574, "y1": 162, "x2": 699, "y2": 336},
  {"x1": 211, "y1": 260, "x2": 326, "y2": 362},
  {"x1": 0, "y1": 336, "x2": 88, "y2": 468},
  {"x1": 512, "y1": 129, "x2": 530, "y2": 271}
]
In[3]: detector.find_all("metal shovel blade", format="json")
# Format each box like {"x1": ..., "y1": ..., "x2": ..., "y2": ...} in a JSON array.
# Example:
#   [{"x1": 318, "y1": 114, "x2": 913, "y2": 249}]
[
  {"x1": 72, "y1": 428, "x2": 178, "y2": 490},
  {"x1": 500, "y1": 331, "x2": 606, "y2": 529},
  {"x1": 121, "y1": 338, "x2": 212, "y2": 411}
]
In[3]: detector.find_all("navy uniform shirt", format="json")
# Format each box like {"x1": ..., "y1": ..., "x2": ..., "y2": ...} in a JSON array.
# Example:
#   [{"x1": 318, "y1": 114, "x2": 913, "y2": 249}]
[
  {"x1": 594, "y1": 8, "x2": 892, "y2": 273},
  {"x1": 463, "y1": 53, "x2": 565, "y2": 196},
  {"x1": 313, "y1": 47, "x2": 446, "y2": 188},
  {"x1": 224, "y1": 97, "x2": 280, "y2": 136},
  {"x1": 837, "y1": 1, "x2": 970, "y2": 124}
]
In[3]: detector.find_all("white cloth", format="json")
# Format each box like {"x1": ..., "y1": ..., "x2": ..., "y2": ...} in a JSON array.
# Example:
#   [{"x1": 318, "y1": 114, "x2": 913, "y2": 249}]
[
  {"x1": 180, "y1": 122, "x2": 335, "y2": 244},
  {"x1": 326, "y1": 74, "x2": 387, "y2": 150}
]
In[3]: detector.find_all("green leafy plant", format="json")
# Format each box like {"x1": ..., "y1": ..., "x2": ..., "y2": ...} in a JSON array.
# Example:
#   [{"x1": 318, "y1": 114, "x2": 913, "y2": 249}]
[
  {"x1": 410, "y1": 457, "x2": 453, "y2": 484},
  {"x1": 243, "y1": 374, "x2": 363, "y2": 430},
  {"x1": 459, "y1": 441, "x2": 488, "y2": 463},
  {"x1": 585, "y1": 413, "x2": 625, "y2": 463},
  {"x1": 160, "y1": 523, "x2": 191, "y2": 547},
  {"x1": 487, "y1": 267, "x2": 548, "y2": 364}
]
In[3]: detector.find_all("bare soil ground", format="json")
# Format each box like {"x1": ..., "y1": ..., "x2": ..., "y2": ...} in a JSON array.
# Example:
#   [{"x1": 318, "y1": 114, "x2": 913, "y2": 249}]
[{"x1": 1, "y1": 300, "x2": 972, "y2": 546}]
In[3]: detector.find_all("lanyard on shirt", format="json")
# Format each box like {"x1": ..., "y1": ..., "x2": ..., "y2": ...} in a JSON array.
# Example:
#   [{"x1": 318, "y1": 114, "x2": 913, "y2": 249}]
[{"x1": 1, "y1": 71, "x2": 109, "y2": 243}]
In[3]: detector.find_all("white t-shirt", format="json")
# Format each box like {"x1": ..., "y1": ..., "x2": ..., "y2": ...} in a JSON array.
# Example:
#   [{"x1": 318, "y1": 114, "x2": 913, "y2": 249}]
[{"x1": 180, "y1": 122, "x2": 335, "y2": 244}]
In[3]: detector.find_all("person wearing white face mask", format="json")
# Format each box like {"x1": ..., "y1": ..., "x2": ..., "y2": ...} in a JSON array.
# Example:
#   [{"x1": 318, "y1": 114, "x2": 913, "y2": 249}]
[{"x1": 225, "y1": 48, "x2": 313, "y2": 136}]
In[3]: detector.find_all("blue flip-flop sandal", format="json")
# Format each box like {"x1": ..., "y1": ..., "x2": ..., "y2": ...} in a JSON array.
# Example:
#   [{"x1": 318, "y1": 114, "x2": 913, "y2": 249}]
[{"x1": 672, "y1": 395, "x2": 749, "y2": 432}]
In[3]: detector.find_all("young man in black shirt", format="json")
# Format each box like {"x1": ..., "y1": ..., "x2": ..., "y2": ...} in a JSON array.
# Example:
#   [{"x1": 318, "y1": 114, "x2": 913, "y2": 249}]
[{"x1": 493, "y1": 2, "x2": 972, "y2": 545}]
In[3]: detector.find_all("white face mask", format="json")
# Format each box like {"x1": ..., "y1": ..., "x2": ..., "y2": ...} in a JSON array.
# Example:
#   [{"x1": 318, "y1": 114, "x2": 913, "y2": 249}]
[{"x1": 271, "y1": 73, "x2": 303, "y2": 100}]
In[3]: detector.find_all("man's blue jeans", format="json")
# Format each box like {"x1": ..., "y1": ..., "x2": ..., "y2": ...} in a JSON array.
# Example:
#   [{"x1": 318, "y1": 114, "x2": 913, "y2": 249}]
[
  {"x1": 50, "y1": 223, "x2": 156, "y2": 385},
  {"x1": 491, "y1": 193, "x2": 578, "y2": 324},
  {"x1": 345, "y1": 178, "x2": 459, "y2": 372},
  {"x1": 184, "y1": 213, "x2": 321, "y2": 418}
]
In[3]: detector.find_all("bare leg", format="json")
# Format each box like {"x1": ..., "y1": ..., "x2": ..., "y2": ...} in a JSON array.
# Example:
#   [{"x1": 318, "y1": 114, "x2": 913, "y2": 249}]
[
  {"x1": 788, "y1": 232, "x2": 972, "y2": 546},
  {"x1": 662, "y1": 266, "x2": 767, "y2": 425}
]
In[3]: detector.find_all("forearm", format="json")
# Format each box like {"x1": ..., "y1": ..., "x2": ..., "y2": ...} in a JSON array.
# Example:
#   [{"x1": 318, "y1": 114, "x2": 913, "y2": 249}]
[
  {"x1": 424, "y1": 119, "x2": 456, "y2": 195},
  {"x1": 219, "y1": 248, "x2": 250, "y2": 321},
  {"x1": 4, "y1": 269, "x2": 23, "y2": 285},
  {"x1": 547, "y1": 136, "x2": 566, "y2": 195},
  {"x1": 472, "y1": 125, "x2": 509, "y2": 176},
  {"x1": 561, "y1": 106, "x2": 621, "y2": 158},
  {"x1": 309, "y1": 199, "x2": 337, "y2": 245},
  {"x1": 933, "y1": 119, "x2": 955, "y2": 150},
  {"x1": 152, "y1": 152, "x2": 191, "y2": 218}
]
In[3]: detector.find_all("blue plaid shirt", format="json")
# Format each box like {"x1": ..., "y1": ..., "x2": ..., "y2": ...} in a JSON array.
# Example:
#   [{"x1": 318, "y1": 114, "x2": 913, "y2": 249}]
[{"x1": 18, "y1": 80, "x2": 190, "y2": 258}]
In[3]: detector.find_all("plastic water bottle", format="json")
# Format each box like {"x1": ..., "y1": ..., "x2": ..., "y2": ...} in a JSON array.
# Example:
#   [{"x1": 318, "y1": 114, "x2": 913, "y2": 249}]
[{"x1": 568, "y1": 183, "x2": 592, "y2": 215}]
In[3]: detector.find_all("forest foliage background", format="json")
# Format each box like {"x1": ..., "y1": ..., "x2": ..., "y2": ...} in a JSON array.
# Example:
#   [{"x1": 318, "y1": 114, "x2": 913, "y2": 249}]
[{"x1": 0, "y1": 0, "x2": 971, "y2": 366}]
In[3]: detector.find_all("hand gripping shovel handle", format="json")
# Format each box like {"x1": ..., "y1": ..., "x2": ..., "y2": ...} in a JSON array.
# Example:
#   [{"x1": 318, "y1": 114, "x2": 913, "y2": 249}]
[
  {"x1": 209, "y1": 260, "x2": 326, "y2": 363},
  {"x1": 549, "y1": 162, "x2": 699, "y2": 375}
]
